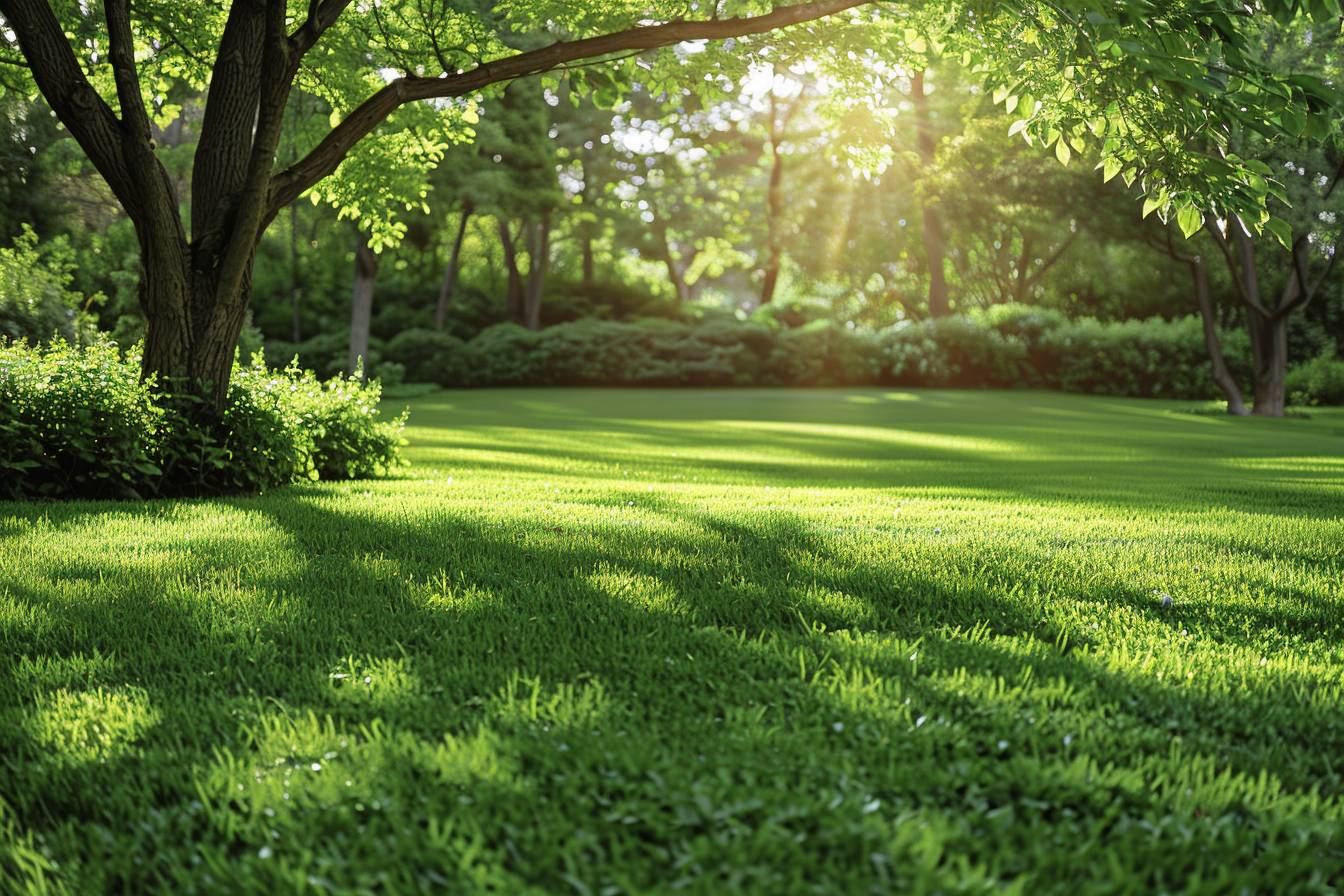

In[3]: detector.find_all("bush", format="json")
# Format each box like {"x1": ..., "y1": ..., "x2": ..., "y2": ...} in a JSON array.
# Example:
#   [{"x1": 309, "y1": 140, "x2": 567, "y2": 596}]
[
  {"x1": 1287, "y1": 353, "x2": 1344, "y2": 406},
  {"x1": 885, "y1": 317, "x2": 1026, "y2": 388},
  {"x1": 383, "y1": 328, "x2": 468, "y2": 385},
  {"x1": 0, "y1": 340, "x2": 406, "y2": 501},
  {"x1": 0, "y1": 338, "x2": 163, "y2": 499},
  {"x1": 1040, "y1": 316, "x2": 1225, "y2": 399}
]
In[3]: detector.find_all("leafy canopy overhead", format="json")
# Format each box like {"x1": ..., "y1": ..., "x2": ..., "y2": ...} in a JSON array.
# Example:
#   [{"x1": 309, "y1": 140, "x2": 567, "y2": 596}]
[{"x1": 0, "y1": 0, "x2": 1338, "y2": 247}]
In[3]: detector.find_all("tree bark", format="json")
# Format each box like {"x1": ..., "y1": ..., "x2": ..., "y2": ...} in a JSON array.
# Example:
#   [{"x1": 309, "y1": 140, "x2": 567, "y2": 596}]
[
  {"x1": 498, "y1": 220, "x2": 525, "y2": 325},
  {"x1": 1187, "y1": 255, "x2": 1247, "y2": 415},
  {"x1": 911, "y1": 70, "x2": 949, "y2": 318},
  {"x1": 1247, "y1": 308, "x2": 1288, "y2": 418},
  {"x1": 760, "y1": 91, "x2": 786, "y2": 306},
  {"x1": 523, "y1": 212, "x2": 551, "y2": 331},
  {"x1": 434, "y1": 207, "x2": 472, "y2": 330},
  {"x1": 348, "y1": 233, "x2": 377, "y2": 377}
]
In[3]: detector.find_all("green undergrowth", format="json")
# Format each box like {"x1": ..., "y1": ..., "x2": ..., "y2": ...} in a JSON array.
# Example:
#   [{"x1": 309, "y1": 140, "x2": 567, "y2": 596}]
[{"x1": 2, "y1": 388, "x2": 1342, "y2": 893}]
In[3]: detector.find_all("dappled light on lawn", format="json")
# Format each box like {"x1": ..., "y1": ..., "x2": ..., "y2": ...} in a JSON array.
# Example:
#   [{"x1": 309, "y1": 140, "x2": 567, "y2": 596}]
[{"x1": 2, "y1": 389, "x2": 1343, "y2": 890}]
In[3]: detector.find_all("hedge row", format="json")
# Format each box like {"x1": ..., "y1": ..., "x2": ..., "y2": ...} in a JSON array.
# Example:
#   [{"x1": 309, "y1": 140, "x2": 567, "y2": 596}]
[{"x1": 299, "y1": 306, "x2": 1255, "y2": 401}]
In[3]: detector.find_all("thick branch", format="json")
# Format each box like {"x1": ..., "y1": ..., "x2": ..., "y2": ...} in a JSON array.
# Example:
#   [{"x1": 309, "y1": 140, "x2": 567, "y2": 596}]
[
  {"x1": 214, "y1": 0, "x2": 294, "y2": 304},
  {"x1": 192, "y1": 0, "x2": 269, "y2": 257},
  {"x1": 267, "y1": 0, "x2": 869, "y2": 217},
  {"x1": 103, "y1": 0, "x2": 151, "y2": 141},
  {"x1": 290, "y1": 0, "x2": 354, "y2": 57}
]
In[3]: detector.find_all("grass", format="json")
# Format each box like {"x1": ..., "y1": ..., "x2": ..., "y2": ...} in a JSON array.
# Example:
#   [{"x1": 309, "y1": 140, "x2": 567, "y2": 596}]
[{"x1": 2, "y1": 387, "x2": 1343, "y2": 893}]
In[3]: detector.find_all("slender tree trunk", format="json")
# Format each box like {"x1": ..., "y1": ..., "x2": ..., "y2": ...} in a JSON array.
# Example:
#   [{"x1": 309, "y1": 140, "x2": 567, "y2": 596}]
[
  {"x1": 434, "y1": 207, "x2": 472, "y2": 330},
  {"x1": 912, "y1": 70, "x2": 949, "y2": 318},
  {"x1": 499, "y1": 220, "x2": 526, "y2": 325},
  {"x1": 1188, "y1": 256, "x2": 1247, "y2": 415},
  {"x1": 760, "y1": 91, "x2": 786, "y2": 306},
  {"x1": 582, "y1": 232, "x2": 596, "y2": 287},
  {"x1": 658, "y1": 228, "x2": 694, "y2": 302},
  {"x1": 523, "y1": 212, "x2": 551, "y2": 331},
  {"x1": 1247, "y1": 309, "x2": 1288, "y2": 417},
  {"x1": 348, "y1": 233, "x2": 377, "y2": 377}
]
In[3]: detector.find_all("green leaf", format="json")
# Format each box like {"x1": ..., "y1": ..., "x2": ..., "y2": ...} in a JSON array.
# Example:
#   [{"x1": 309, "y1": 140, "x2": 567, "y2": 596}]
[
  {"x1": 1102, "y1": 158, "x2": 1122, "y2": 183},
  {"x1": 1176, "y1": 204, "x2": 1203, "y2": 239},
  {"x1": 1142, "y1": 196, "x2": 1162, "y2": 219},
  {"x1": 1264, "y1": 217, "x2": 1293, "y2": 249},
  {"x1": 1055, "y1": 138, "x2": 1071, "y2": 166}
]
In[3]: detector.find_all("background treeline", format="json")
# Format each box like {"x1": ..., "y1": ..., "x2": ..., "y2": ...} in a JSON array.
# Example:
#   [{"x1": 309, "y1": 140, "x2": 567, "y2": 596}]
[{"x1": 2, "y1": 26, "x2": 1341, "y2": 409}]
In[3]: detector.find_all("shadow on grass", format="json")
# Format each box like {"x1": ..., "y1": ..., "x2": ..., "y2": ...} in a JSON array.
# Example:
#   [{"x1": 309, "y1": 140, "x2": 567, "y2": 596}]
[{"x1": 3, "y1": 489, "x2": 1342, "y2": 890}]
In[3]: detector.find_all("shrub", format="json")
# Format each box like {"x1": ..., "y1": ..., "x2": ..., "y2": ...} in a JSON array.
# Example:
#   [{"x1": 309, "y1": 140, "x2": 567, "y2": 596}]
[
  {"x1": 1287, "y1": 354, "x2": 1344, "y2": 406},
  {"x1": 0, "y1": 341, "x2": 405, "y2": 501},
  {"x1": 383, "y1": 328, "x2": 470, "y2": 385},
  {"x1": 1040, "y1": 316, "x2": 1223, "y2": 399},
  {"x1": 765, "y1": 320, "x2": 884, "y2": 386},
  {"x1": 460, "y1": 323, "x2": 545, "y2": 386},
  {"x1": 0, "y1": 338, "x2": 163, "y2": 499},
  {"x1": 885, "y1": 317, "x2": 1026, "y2": 388},
  {"x1": 394, "y1": 307, "x2": 1250, "y2": 402},
  {"x1": 289, "y1": 362, "x2": 407, "y2": 480}
]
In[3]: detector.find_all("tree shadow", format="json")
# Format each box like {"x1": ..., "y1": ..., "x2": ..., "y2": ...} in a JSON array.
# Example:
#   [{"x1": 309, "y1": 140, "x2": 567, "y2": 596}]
[{"x1": 3, "y1": 490, "x2": 1342, "y2": 890}]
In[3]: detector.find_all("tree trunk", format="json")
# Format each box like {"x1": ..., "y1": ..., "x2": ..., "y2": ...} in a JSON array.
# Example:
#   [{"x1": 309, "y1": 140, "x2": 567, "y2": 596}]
[
  {"x1": 912, "y1": 70, "x2": 949, "y2": 318},
  {"x1": 499, "y1": 220, "x2": 525, "y2": 325},
  {"x1": 523, "y1": 213, "x2": 550, "y2": 331},
  {"x1": 582, "y1": 232, "x2": 596, "y2": 287},
  {"x1": 1188, "y1": 255, "x2": 1247, "y2": 415},
  {"x1": 434, "y1": 208, "x2": 472, "y2": 330},
  {"x1": 1248, "y1": 309, "x2": 1288, "y2": 417},
  {"x1": 348, "y1": 234, "x2": 378, "y2": 377},
  {"x1": 760, "y1": 91, "x2": 786, "y2": 306}
]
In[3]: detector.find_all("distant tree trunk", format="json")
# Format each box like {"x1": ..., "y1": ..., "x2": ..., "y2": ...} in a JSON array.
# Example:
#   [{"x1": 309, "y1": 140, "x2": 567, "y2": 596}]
[
  {"x1": 1188, "y1": 254, "x2": 1247, "y2": 415},
  {"x1": 1247, "y1": 307, "x2": 1289, "y2": 418},
  {"x1": 760, "y1": 90, "x2": 788, "y2": 305},
  {"x1": 582, "y1": 233, "x2": 596, "y2": 287},
  {"x1": 1202, "y1": 162, "x2": 1342, "y2": 418},
  {"x1": 523, "y1": 212, "x2": 551, "y2": 331},
  {"x1": 498, "y1": 220, "x2": 525, "y2": 325},
  {"x1": 911, "y1": 70, "x2": 949, "y2": 318},
  {"x1": 1156, "y1": 230, "x2": 1246, "y2": 414},
  {"x1": 434, "y1": 207, "x2": 472, "y2": 330},
  {"x1": 657, "y1": 227, "x2": 695, "y2": 302},
  {"x1": 347, "y1": 233, "x2": 377, "y2": 377}
]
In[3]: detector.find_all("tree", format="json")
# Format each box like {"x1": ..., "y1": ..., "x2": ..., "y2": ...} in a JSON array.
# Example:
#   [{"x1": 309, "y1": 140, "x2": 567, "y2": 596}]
[{"x1": 0, "y1": 0, "x2": 1332, "y2": 417}]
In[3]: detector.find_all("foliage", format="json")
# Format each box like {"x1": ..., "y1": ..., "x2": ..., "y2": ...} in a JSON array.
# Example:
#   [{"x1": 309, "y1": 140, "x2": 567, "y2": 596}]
[
  {"x1": 373, "y1": 307, "x2": 1251, "y2": 401},
  {"x1": 3, "y1": 389, "x2": 1343, "y2": 892},
  {"x1": 0, "y1": 337, "x2": 162, "y2": 499},
  {"x1": 1286, "y1": 353, "x2": 1344, "y2": 406},
  {"x1": 0, "y1": 227, "x2": 97, "y2": 346},
  {"x1": 0, "y1": 341, "x2": 405, "y2": 500}
]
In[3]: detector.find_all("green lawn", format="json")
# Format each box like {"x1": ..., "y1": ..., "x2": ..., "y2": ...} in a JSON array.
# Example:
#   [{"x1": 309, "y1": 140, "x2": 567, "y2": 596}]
[{"x1": 3, "y1": 388, "x2": 1344, "y2": 893}]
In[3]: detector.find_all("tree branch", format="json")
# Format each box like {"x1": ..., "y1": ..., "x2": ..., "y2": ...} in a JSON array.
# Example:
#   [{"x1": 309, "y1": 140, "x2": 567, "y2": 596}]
[
  {"x1": 103, "y1": 0, "x2": 152, "y2": 141},
  {"x1": 290, "y1": 0, "x2": 354, "y2": 57},
  {"x1": 266, "y1": 0, "x2": 870, "y2": 218}
]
